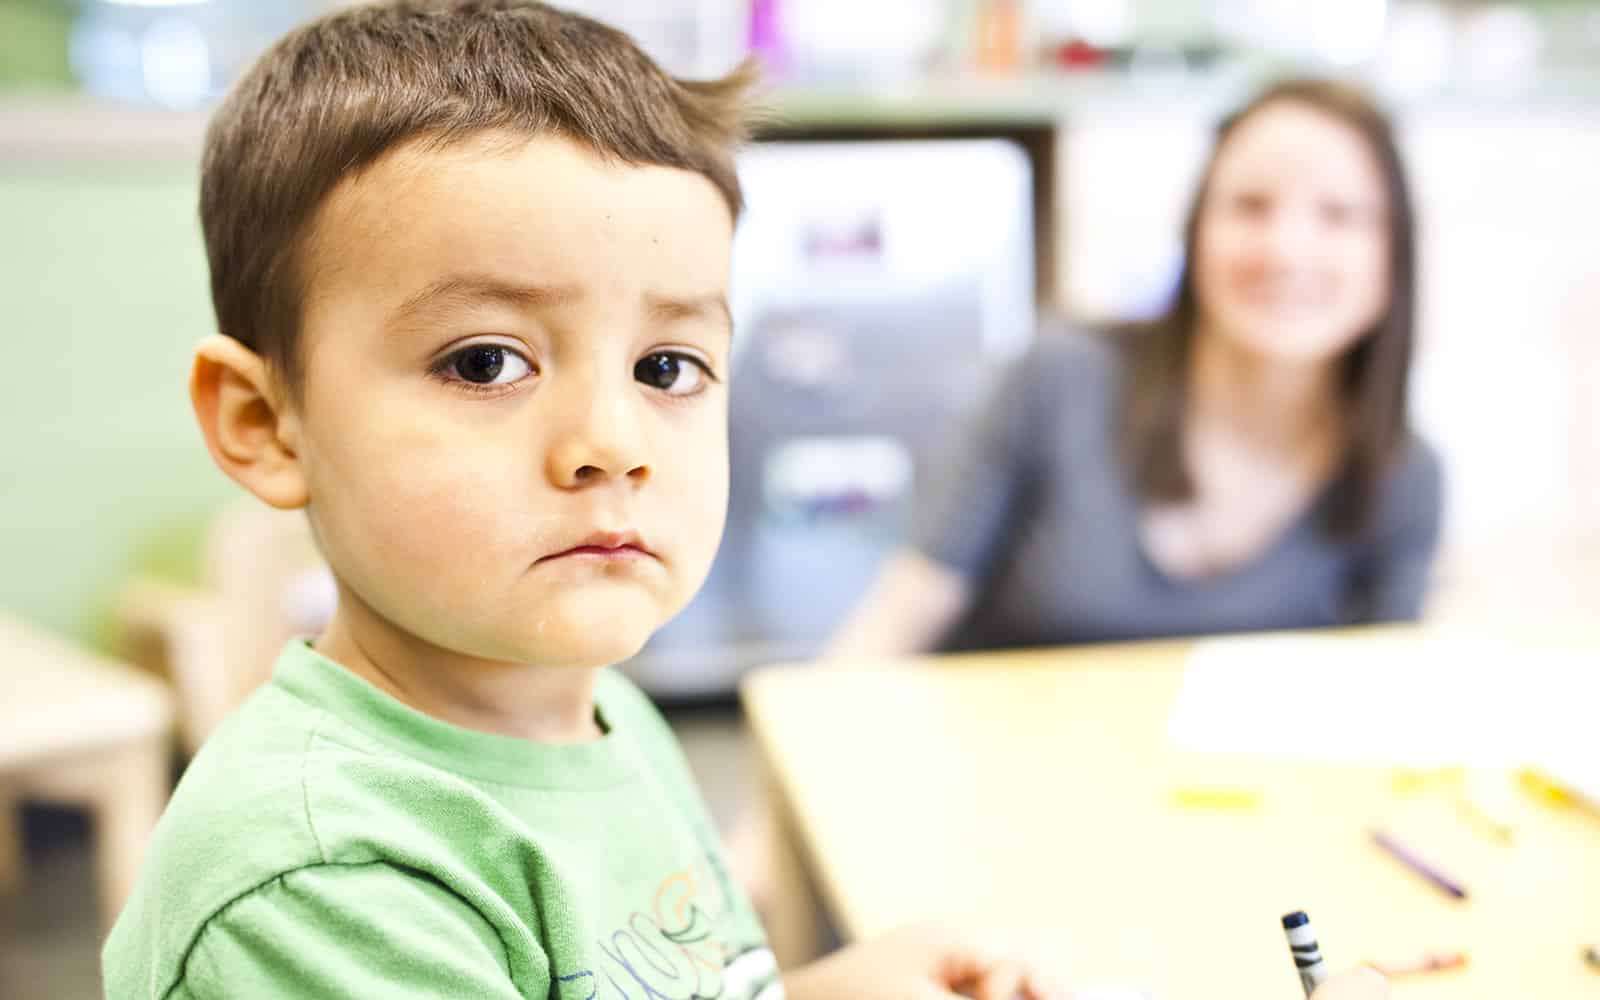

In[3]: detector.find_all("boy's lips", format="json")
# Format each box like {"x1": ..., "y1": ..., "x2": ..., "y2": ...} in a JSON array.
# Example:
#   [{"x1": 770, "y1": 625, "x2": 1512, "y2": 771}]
[{"x1": 537, "y1": 530, "x2": 657, "y2": 564}]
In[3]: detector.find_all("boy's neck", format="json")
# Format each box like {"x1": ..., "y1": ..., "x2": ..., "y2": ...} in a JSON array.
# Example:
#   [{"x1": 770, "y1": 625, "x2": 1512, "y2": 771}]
[{"x1": 313, "y1": 590, "x2": 606, "y2": 744}]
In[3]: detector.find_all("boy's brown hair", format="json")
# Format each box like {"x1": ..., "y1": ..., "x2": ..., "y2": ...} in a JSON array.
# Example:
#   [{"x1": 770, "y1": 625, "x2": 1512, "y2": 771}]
[{"x1": 201, "y1": 0, "x2": 757, "y2": 392}]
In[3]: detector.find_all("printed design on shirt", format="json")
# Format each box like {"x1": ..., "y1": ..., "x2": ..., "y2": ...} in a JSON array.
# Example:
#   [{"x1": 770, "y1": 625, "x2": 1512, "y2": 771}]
[{"x1": 556, "y1": 861, "x2": 782, "y2": 1000}]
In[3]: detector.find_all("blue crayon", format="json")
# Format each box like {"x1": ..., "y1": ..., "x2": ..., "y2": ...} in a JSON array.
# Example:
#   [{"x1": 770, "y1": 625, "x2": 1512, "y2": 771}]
[{"x1": 1282, "y1": 911, "x2": 1329, "y2": 996}]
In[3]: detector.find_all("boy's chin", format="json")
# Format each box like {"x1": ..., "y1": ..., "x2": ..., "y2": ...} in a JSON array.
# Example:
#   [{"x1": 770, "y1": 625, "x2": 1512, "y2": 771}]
[
  {"x1": 420, "y1": 585, "x2": 692, "y2": 669},
  {"x1": 501, "y1": 599, "x2": 667, "y2": 669},
  {"x1": 519, "y1": 632, "x2": 651, "y2": 670}
]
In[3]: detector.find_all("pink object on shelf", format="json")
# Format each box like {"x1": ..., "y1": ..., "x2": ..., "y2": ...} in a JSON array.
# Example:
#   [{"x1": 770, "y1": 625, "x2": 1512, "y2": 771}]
[{"x1": 747, "y1": 0, "x2": 789, "y2": 77}]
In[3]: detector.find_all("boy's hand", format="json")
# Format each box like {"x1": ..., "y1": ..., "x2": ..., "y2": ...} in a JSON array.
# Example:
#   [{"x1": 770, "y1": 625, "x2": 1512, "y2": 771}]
[
  {"x1": 1311, "y1": 966, "x2": 1390, "y2": 1000},
  {"x1": 781, "y1": 923, "x2": 1387, "y2": 1000},
  {"x1": 782, "y1": 921, "x2": 1068, "y2": 1000}
]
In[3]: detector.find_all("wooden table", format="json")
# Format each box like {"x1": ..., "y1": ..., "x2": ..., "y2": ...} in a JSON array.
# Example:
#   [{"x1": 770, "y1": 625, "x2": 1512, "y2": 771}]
[
  {"x1": 741, "y1": 631, "x2": 1600, "y2": 998},
  {"x1": 1, "y1": 613, "x2": 174, "y2": 928}
]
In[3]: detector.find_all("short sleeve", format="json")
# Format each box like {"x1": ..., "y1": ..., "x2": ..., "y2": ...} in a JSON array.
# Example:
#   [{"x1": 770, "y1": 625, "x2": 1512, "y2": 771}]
[
  {"x1": 1354, "y1": 439, "x2": 1445, "y2": 622},
  {"x1": 910, "y1": 350, "x2": 1041, "y2": 580},
  {"x1": 169, "y1": 863, "x2": 534, "y2": 999}
]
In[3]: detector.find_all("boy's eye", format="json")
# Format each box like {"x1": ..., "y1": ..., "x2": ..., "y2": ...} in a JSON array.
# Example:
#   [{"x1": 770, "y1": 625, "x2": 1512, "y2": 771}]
[
  {"x1": 445, "y1": 345, "x2": 531, "y2": 386},
  {"x1": 635, "y1": 352, "x2": 709, "y2": 396}
]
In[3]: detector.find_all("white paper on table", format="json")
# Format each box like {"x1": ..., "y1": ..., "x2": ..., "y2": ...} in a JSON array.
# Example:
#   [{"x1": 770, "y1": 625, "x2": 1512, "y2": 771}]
[{"x1": 1166, "y1": 635, "x2": 1599, "y2": 769}]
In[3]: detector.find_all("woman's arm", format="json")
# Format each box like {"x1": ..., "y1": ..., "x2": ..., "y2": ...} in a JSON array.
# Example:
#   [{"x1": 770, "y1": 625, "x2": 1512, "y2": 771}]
[
  {"x1": 822, "y1": 343, "x2": 1056, "y2": 662},
  {"x1": 1360, "y1": 441, "x2": 1445, "y2": 621},
  {"x1": 820, "y1": 549, "x2": 972, "y2": 661}
]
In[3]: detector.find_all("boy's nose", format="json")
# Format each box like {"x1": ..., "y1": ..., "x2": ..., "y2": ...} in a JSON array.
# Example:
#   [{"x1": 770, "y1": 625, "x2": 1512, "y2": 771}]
[{"x1": 545, "y1": 394, "x2": 652, "y2": 490}]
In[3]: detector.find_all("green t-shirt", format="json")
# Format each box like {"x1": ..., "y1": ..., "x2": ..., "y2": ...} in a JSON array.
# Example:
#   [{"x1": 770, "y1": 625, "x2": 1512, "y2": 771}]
[{"x1": 103, "y1": 640, "x2": 780, "y2": 1000}]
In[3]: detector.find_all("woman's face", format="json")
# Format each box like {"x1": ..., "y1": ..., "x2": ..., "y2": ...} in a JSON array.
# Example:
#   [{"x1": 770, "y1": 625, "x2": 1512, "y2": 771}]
[{"x1": 1193, "y1": 101, "x2": 1391, "y2": 366}]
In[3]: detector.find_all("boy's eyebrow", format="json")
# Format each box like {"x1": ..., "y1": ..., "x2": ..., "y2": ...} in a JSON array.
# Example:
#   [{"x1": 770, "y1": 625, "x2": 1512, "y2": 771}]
[
  {"x1": 389, "y1": 276, "x2": 732, "y2": 335},
  {"x1": 391, "y1": 275, "x2": 583, "y2": 326},
  {"x1": 644, "y1": 291, "x2": 733, "y2": 336}
]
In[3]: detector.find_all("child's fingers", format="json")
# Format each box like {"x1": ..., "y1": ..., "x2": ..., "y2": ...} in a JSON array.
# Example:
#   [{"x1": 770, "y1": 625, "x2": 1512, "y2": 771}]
[
  {"x1": 953, "y1": 956, "x2": 1071, "y2": 1000},
  {"x1": 966, "y1": 960, "x2": 1025, "y2": 1000},
  {"x1": 1013, "y1": 963, "x2": 1072, "y2": 1000},
  {"x1": 1310, "y1": 966, "x2": 1391, "y2": 1000},
  {"x1": 975, "y1": 962, "x2": 1072, "y2": 1000},
  {"x1": 1019, "y1": 967, "x2": 1073, "y2": 1000},
  {"x1": 974, "y1": 937, "x2": 1071, "y2": 1000},
  {"x1": 904, "y1": 921, "x2": 1071, "y2": 1000}
]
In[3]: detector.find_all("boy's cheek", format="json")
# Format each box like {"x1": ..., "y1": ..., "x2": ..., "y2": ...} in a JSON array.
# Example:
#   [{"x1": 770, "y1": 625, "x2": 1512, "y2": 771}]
[
  {"x1": 305, "y1": 394, "x2": 727, "y2": 582},
  {"x1": 309, "y1": 453, "x2": 524, "y2": 590}
]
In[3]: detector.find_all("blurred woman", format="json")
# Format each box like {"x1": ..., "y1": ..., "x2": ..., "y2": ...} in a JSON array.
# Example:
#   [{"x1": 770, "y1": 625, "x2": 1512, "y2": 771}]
[{"x1": 826, "y1": 78, "x2": 1442, "y2": 658}]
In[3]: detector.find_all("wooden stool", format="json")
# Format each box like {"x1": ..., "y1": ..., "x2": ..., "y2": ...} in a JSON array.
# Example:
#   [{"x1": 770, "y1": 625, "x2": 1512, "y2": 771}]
[
  {"x1": 114, "y1": 501, "x2": 329, "y2": 757},
  {"x1": 0, "y1": 613, "x2": 174, "y2": 929}
]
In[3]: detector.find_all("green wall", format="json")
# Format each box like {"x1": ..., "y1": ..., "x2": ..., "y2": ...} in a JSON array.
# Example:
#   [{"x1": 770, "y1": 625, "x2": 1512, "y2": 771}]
[
  {"x1": 0, "y1": 0, "x2": 74, "y2": 91},
  {"x1": 0, "y1": 164, "x2": 234, "y2": 645}
]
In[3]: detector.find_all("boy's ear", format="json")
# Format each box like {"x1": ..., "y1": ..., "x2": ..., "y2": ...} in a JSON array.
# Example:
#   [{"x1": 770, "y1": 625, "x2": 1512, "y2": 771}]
[{"x1": 190, "y1": 334, "x2": 309, "y2": 510}]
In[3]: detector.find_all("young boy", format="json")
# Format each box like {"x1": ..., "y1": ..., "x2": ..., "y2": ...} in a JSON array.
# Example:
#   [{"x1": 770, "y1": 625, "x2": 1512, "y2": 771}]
[{"x1": 104, "y1": 3, "x2": 1388, "y2": 998}]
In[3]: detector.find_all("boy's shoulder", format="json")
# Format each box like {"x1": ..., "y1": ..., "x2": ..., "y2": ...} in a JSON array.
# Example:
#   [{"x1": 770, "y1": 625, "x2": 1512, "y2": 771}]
[
  {"x1": 102, "y1": 654, "x2": 698, "y2": 997},
  {"x1": 102, "y1": 680, "x2": 342, "y2": 996},
  {"x1": 101, "y1": 675, "x2": 485, "y2": 995}
]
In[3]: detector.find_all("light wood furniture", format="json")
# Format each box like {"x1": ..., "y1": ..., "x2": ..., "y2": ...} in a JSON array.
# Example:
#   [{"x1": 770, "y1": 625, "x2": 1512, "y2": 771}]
[
  {"x1": 114, "y1": 501, "x2": 329, "y2": 756},
  {"x1": 0, "y1": 613, "x2": 174, "y2": 928},
  {"x1": 742, "y1": 629, "x2": 1600, "y2": 997}
]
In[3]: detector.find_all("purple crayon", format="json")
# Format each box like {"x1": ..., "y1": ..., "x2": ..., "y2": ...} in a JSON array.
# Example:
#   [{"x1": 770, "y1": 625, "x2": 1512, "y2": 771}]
[{"x1": 1370, "y1": 829, "x2": 1469, "y2": 900}]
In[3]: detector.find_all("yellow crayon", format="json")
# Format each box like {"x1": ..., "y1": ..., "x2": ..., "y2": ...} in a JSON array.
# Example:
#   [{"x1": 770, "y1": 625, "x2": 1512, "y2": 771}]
[
  {"x1": 1457, "y1": 771, "x2": 1517, "y2": 843},
  {"x1": 1518, "y1": 768, "x2": 1573, "y2": 806}
]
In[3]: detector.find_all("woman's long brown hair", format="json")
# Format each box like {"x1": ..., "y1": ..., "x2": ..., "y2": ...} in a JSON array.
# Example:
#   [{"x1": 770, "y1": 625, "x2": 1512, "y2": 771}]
[{"x1": 1119, "y1": 78, "x2": 1418, "y2": 540}]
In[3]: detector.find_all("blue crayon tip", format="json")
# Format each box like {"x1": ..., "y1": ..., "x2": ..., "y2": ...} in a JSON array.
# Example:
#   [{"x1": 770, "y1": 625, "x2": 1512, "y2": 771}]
[{"x1": 1281, "y1": 911, "x2": 1310, "y2": 930}]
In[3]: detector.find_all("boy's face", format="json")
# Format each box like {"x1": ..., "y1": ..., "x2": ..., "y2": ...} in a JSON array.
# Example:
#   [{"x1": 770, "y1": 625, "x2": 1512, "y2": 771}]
[{"x1": 288, "y1": 132, "x2": 733, "y2": 668}]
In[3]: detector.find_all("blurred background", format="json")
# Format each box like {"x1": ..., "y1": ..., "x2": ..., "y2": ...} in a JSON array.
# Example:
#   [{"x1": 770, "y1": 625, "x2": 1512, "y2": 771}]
[{"x1": 2, "y1": 1, "x2": 1598, "y2": 995}]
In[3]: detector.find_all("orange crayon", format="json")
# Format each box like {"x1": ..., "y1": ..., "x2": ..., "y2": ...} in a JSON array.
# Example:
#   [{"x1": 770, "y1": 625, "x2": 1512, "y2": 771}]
[{"x1": 1367, "y1": 952, "x2": 1468, "y2": 978}]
